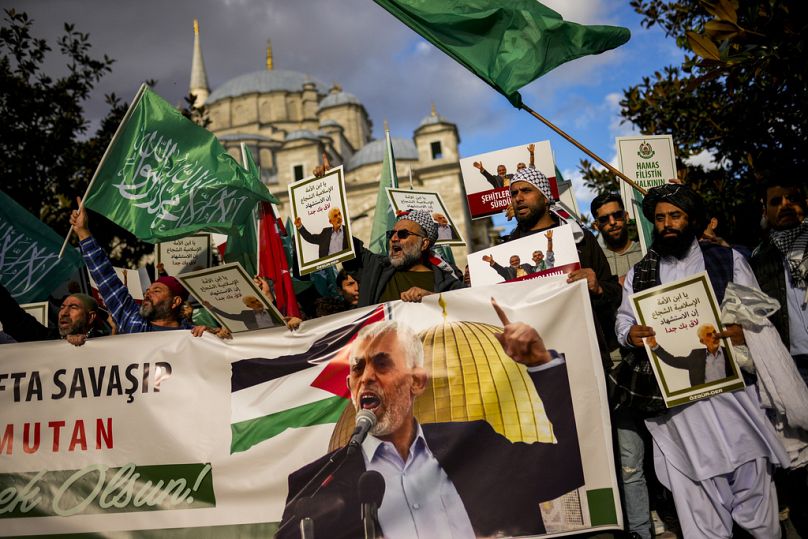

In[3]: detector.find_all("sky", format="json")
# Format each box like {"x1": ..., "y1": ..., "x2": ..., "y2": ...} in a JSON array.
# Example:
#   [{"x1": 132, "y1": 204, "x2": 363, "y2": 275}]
[{"x1": 2, "y1": 0, "x2": 684, "y2": 222}]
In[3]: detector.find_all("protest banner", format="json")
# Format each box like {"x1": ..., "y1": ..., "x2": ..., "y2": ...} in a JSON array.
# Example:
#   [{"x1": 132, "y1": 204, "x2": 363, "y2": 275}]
[
  {"x1": 0, "y1": 191, "x2": 82, "y2": 304},
  {"x1": 386, "y1": 187, "x2": 465, "y2": 246},
  {"x1": 20, "y1": 302, "x2": 48, "y2": 326},
  {"x1": 178, "y1": 262, "x2": 284, "y2": 333},
  {"x1": 80, "y1": 85, "x2": 276, "y2": 245},
  {"x1": 616, "y1": 135, "x2": 678, "y2": 253},
  {"x1": 631, "y1": 271, "x2": 745, "y2": 407},
  {"x1": 288, "y1": 166, "x2": 355, "y2": 274},
  {"x1": 468, "y1": 223, "x2": 580, "y2": 286},
  {"x1": 459, "y1": 140, "x2": 557, "y2": 219},
  {"x1": 155, "y1": 234, "x2": 212, "y2": 276},
  {"x1": 0, "y1": 278, "x2": 620, "y2": 537}
]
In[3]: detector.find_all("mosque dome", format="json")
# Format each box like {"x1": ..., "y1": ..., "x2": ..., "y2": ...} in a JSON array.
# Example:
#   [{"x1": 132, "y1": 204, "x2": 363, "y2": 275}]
[
  {"x1": 346, "y1": 137, "x2": 418, "y2": 171},
  {"x1": 328, "y1": 317, "x2": 556, "y2": 451},
  {"x1": 206, "y1": 69, "x2": 328, "y2": 103},
  {"x1": 318, "y1": 89, "x2": 361, "y2": 111},
  {"x1": 285, "y1": 129, "x2": 325, "y2": 142}
]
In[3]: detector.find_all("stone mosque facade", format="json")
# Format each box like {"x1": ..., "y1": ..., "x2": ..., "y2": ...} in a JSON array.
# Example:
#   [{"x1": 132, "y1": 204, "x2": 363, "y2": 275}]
[{"x1": 189, "y1": 21, "x2": 493, "y2": 269}]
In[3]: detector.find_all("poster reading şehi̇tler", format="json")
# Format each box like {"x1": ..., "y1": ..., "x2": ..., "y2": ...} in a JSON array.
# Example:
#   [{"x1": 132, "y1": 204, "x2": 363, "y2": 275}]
[
  {"x1": 631, "y1": 271, "x2": 745, "y2": 408},
  {"x1": 288, "y1": 166, "x2": 355, "y2": 275},
  {"x1": 459, "y1": 140, "x2": 557, "y2": 219}
]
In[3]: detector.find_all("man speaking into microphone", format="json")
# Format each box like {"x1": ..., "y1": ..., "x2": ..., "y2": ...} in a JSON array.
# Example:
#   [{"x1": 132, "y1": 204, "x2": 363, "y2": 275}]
[{"x1": 278, "y1": 301, "x2": 584, "y2": 539}]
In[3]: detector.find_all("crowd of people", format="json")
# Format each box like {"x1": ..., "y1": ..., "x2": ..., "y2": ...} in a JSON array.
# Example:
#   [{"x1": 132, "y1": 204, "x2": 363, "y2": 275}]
[{"x1": 2, "y1": 165, "x2": 807, "y2": 539}]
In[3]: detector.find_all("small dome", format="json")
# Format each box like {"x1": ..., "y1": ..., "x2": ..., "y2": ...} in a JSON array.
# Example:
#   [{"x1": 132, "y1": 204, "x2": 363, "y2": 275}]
[
  {"x1": 418, "y1": 104, "x2": 451, "y2": 128},
  {"x1": 319, "y1": 119, "x2": 342, "y2": 128},
  {"x1": 346, "y1": 137, "x2": 418, "y2": 170},
  {"x1": 318, "y1": 89, "x2": 361, "y2": 111},
  {"x1": 207, "y1": 69, "x2": 327, "y2": 103}
]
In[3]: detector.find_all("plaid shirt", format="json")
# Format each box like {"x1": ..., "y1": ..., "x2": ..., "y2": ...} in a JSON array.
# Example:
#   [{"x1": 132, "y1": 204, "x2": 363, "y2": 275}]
[{"x1": 80, "y1": 236, "x2": 192, "y2": 333}]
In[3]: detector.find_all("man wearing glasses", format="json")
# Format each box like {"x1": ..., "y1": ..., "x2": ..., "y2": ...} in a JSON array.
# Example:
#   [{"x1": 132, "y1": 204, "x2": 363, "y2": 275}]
[
  {"x1": 344, "y1": 209, "x2": 465, "y2": 307},
  {"x1": 591, "y1": 193, "x2": 643, "y2": 286}
]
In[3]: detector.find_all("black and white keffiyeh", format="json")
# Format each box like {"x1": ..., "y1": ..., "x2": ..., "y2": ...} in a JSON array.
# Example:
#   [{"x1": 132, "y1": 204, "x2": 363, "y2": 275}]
[{"x1": 770, "y1": 218, "x2": 808, "y2": 288}]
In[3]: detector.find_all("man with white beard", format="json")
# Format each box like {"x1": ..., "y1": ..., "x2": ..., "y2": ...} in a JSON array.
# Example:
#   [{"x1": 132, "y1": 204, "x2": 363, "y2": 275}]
[
  {"x1": 279, "y1": 310, "x2": 584, "y2": 539},
  {"x1": 343, "y1": 209, "x2": 464, "y2": 307}
]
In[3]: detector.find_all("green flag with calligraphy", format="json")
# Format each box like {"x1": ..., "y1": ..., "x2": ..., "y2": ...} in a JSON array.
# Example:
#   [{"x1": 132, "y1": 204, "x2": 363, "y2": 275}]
[
  {"x1": 83, "y1": 85, "x2": 277, "y2": 244},
  {"x1": 0, "y1": 190, "x2": 82, "y2": 303}
]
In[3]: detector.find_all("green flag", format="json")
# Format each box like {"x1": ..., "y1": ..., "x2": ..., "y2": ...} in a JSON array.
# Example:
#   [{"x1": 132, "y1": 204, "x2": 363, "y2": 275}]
[
  {"x1": 373, "y1": 0, "x2": 630, "y2": 106},
  {"x1": 83, "y1": 85, "x2": 277, "y2": 243},
  {"x1": 368, "y1": 128, "x2": 399, "y2": 255},
  {"x1": 0, "y1": 190, "x2": 82, "y2": 303}
]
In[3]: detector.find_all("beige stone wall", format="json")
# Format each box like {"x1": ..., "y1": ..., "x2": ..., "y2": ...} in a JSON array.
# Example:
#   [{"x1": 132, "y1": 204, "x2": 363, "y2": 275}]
[{"x1": 318, "y1": 104, "x2": 370, "y2": 153}]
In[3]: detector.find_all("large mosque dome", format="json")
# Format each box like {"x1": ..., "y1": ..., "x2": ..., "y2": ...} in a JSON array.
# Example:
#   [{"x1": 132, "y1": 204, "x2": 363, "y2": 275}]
[{"x1": 206, "y1": 69, "x2": 328, "y2": 103}]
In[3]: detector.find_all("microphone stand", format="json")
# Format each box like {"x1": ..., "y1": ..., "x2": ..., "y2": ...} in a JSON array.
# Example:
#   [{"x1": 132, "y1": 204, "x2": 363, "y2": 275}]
[
  {"x1": 274, "y1": 445, "x2": 350, "y2": 538},
  {"x1": 361, "y1": 502, "x2": 380, "y2": 539}
]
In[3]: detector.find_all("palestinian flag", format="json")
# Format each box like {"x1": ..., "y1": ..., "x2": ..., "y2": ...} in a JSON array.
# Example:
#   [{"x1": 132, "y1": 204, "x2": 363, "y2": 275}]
[{"x1": 230, "y1": 305, "x2": 387, "y2": 454}]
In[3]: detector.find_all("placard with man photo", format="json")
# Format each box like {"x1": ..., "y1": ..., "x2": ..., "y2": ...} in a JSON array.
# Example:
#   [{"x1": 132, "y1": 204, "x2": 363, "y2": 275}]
[
  {"x1": 288, "y1": 166, "x2": 356, "y2": 275},
  {"x1": 386, "y1": 187, "x2": 465, "y2": 246},
  {"x1": 630, "y1": 271, "x2": 745, "y2": 407},
  {"x1": 467, "y1": 223, "x2": 580, "y2": 286},
  {"x1": 459, "y1": 140, "x2": 557, "y2": 219}
]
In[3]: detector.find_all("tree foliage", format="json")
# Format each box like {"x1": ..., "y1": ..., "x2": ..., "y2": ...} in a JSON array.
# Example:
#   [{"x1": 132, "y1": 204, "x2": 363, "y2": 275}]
[
  {"x1": 0, "y1": 9, "x2": 152, "y2": 266},
  {"x1": 581, "y1": 0, "x2": 808, "y2": 245}
]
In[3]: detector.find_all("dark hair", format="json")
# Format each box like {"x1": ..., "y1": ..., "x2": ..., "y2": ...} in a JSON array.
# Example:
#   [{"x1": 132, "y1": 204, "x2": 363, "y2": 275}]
[
  {"x1": 760, "y1": 178, "x2": 806, "y2": 208},
  {"x1": 590, "y1": 192, "x2": 624, "y2": 217},
  {"x1": 336, "y1": 269, "x2": 360, "y2": 288}
]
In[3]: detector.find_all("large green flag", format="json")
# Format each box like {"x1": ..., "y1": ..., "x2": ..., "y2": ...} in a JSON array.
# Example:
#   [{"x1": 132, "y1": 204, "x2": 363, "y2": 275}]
[
  {"x1": 0, "y1": 191, "x2": 82, "y2": 303},
  {"x1": 83, "y1": 85, "x2": 277, "y2": 243},
  {"x1": 368, "y1": 128, "x2": 399, "y2": 255},
  {"x1": 373, "y1": 0, "x2": 630, "y2": 106}
]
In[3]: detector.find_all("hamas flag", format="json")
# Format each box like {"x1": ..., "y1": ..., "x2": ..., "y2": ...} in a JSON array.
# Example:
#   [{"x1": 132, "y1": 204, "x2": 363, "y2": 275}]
[
  {"x1": 0, "y1": 190, "x2": 82, "y2": 303},
  {"x1": 83, "y1": 84, "x2": 277, "y2": 244}
]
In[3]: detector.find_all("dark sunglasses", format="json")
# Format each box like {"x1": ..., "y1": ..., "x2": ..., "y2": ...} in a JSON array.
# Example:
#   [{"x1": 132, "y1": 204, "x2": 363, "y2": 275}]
[
  {"x1": 596, "y1": 210, "x2": 626, "y2": 225},
  {"x1": 386, "y1": 229, "x2": 425, "y2": 241}
]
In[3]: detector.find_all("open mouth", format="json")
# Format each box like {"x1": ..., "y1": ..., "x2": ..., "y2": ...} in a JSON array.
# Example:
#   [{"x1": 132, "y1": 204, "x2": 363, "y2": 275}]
[
  {"x1": 390, "y1": 245, "x2": 403, "y2": 256},
  {"x1": 359, "y1": 392, "x2": 381, "y2": 410}
]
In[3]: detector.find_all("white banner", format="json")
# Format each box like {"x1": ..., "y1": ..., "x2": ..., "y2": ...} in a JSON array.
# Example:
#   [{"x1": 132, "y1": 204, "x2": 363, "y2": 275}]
[{"x1": 0, "y1": 278, "x2": 620, "y2": 537}]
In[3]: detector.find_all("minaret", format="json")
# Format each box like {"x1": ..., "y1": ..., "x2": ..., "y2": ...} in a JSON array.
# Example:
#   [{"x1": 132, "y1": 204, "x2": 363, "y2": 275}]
[
  {"x1": 266, "y1": 39, "x2": 273, "y2": 71},
  {"x1": 189, "y1": 19, "x2": 210, "y2": 106}
]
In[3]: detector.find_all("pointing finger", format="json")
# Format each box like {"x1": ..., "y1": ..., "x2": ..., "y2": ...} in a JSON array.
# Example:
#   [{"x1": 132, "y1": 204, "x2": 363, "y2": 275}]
[{"x1": 491, "y1": 297, "x2": 510, "y2": 326}]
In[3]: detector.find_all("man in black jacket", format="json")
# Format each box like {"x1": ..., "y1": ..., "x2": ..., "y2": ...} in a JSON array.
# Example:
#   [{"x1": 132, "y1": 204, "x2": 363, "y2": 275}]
[{"x1": 294, "y1": 207, "x2": 349, "y2": 258}]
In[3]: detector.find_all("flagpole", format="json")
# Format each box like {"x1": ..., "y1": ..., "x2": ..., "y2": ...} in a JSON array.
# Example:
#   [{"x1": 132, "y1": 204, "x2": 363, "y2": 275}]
[
  {"x1": 58, "y1": 83, "x2": 150, "y2": 258},
  {"x1": 519, "y1": 102, "x2": 648, "y2": 196},
  {"x1": 408, "y1": 167, "x2": 413, "y2": 190},
  {"x1": 385, "y1": 127, "x2": 398, "y2": 189},
  {"x1": 240, "y1": 143, "x2": 262, "y2": 276}
]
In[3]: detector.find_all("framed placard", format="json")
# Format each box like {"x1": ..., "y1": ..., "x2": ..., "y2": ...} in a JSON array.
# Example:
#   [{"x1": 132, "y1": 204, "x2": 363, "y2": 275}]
[
  {"x1": 386, "y1": 188, "x2": 465, "y2": 247},
  {"x1": 20, "y1": 301, "x2": 48, "y2": 326},
  {"x1": 288, "y1": 166, "x2": 356, "y2": 274},
  {"x1": 178, "y1": 262, "x2": 284, "y2": 333},
  {"x1": 156, "y1": 234, "x2": 212, "y2": 276},
  {"x1": 631, "y1": 271, "x2": 745, "y2": 407}
]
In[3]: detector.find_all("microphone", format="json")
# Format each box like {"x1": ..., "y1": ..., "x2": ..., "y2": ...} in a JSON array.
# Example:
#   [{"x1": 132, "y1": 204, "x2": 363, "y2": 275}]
[
  {"x1": 359, "y1": 470, "x2": 385, "y2": 539},
  {"x1": 347, "y1": 409, "x2": 377, "y2": 454}
]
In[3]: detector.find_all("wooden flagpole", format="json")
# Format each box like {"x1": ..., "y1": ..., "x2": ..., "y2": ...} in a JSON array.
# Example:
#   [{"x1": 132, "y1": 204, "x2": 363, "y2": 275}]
[{"x1": 520, "y1": 102, "x2": 648, "y2": 196}]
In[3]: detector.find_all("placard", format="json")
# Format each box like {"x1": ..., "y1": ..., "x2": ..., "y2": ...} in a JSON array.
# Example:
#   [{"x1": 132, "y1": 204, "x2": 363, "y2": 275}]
[
  {"x1": 630, "y1": 271, "x2": 745, "y2": 407},
  {"x1": 177, "y1": 262, "x2": 284, "y2": 333},
  {"x1": 155, "y1": 234, "x2": 212, "y2": 276},
  {"x1": 87, "y1": 266, "x2": 151, "y2": 305},
  {"x1": 468, "y1": 223, "x2": 580, "y2": 286},
  {"x1": 288, "y1": 166, "x2": 355, "y2": 274},
  {"x1": 20, "y1": 301, "x2": 48, "y2": 326},
  {"x1": 386, "y1": 187, "x2": 465, "y2": 246},
  {"x1": 459, "y1": 140, "x2": 557, "y2": 219}
]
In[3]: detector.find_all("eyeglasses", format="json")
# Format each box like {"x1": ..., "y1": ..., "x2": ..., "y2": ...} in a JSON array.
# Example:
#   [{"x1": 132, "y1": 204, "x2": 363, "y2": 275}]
[
  {"x1": 596, "y1": 210, "x2": 627, "y2": 225},
  {"x1": 386, "y1": 229, "x2": 425, "y2": 241}
]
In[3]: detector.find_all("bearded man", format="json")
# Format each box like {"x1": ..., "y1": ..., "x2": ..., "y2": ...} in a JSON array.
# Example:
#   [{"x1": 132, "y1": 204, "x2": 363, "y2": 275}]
[
  {"x1": 279, "y1": 311, "x2": 583, "y2": 539},
  {"x1": 344, "y1": 210, "x2": 464, "y2": 307},
  {"x1": 591, "y1": 193, "x2": 643, "y2": 284},
  {"x1": 615, "y1": 183, "x2": 788, "y2": 538},
  {"x1": 70, "y1": 199, "x2": 201, "y2": 334}
]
